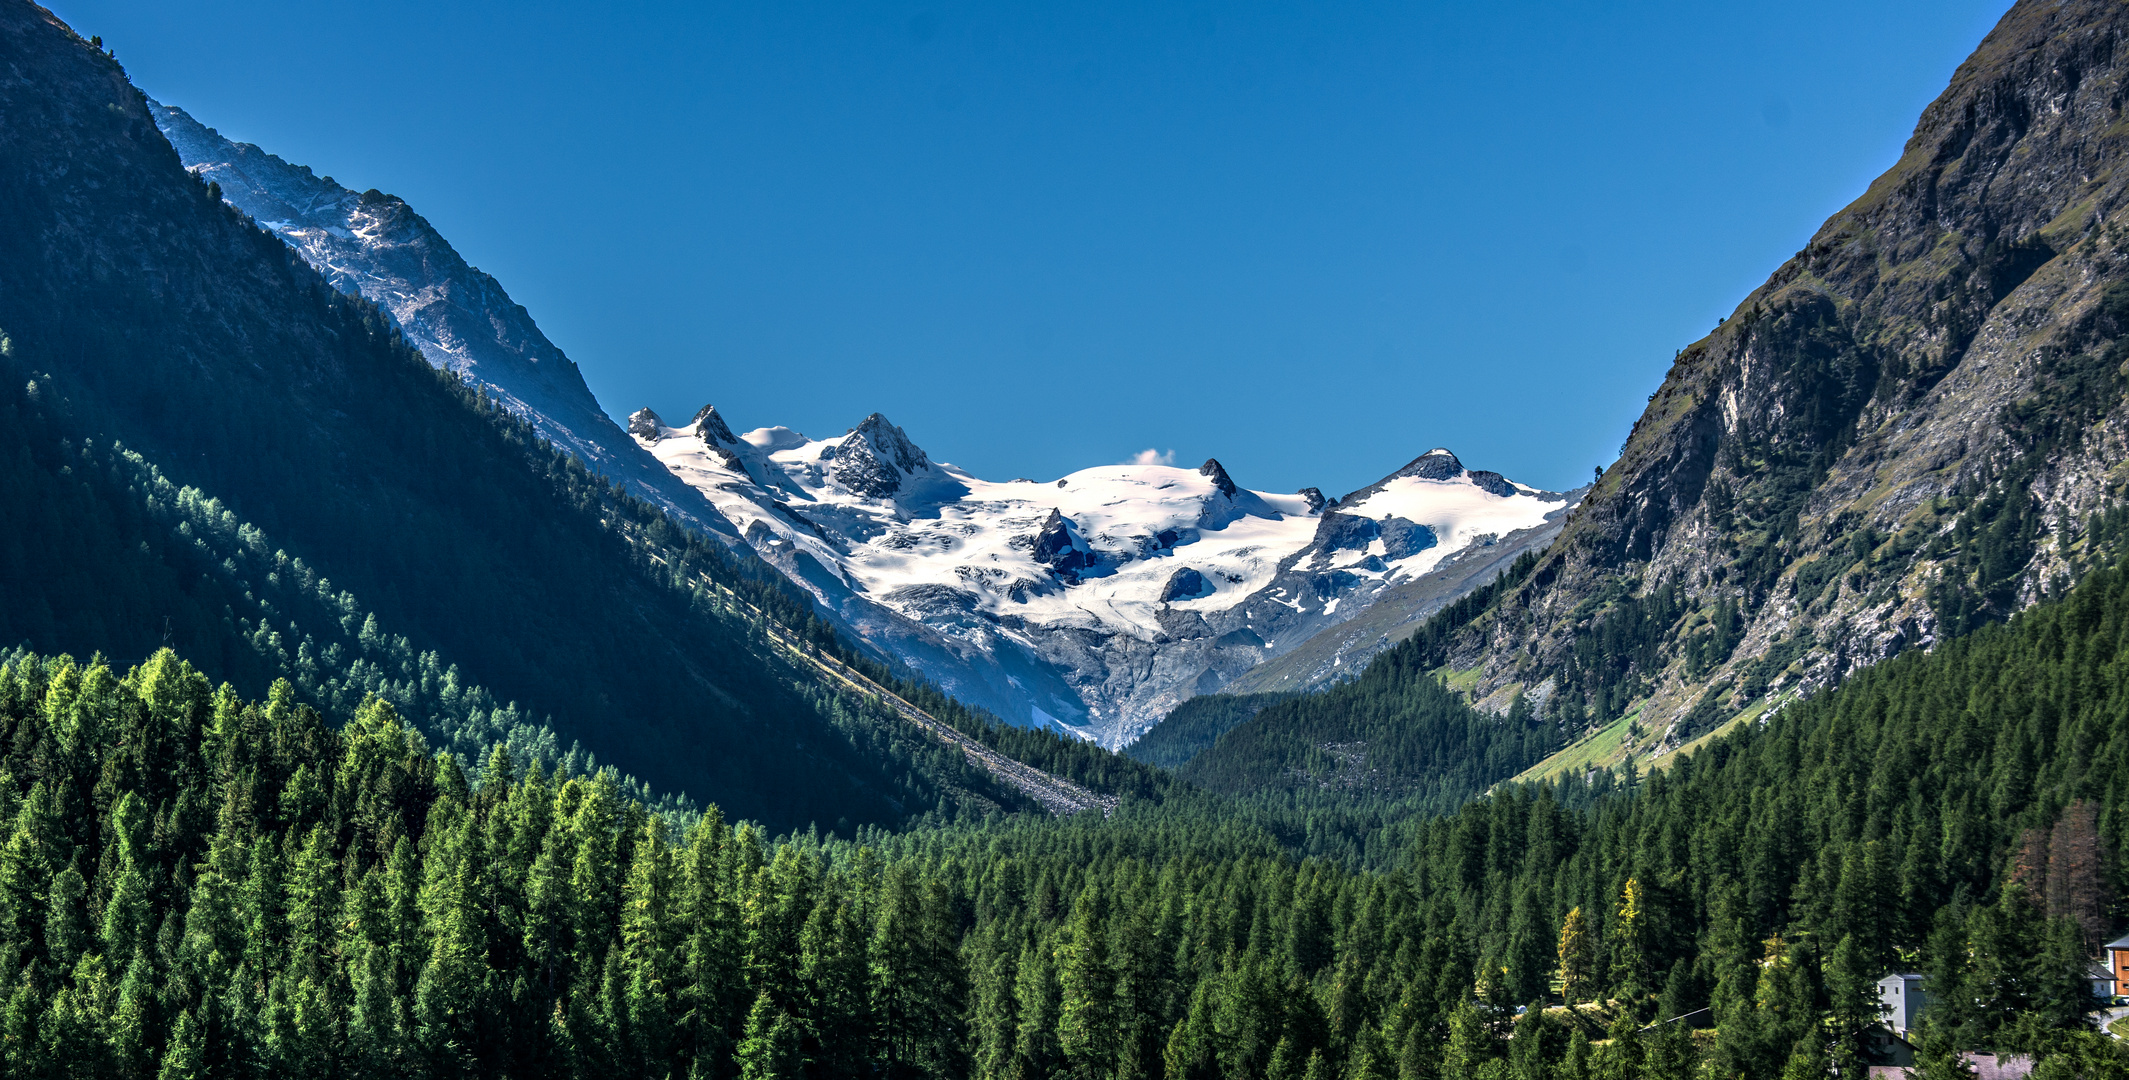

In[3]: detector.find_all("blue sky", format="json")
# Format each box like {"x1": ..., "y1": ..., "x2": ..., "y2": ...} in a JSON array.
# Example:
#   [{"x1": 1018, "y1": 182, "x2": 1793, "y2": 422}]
[{"x1": 61, "y1": 0, "x2": 2011, "y2": 495}]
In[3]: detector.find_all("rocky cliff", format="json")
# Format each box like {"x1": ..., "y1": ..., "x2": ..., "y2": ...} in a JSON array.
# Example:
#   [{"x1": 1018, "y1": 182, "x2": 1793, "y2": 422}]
[
  {"x1": 149, "y1": 102, "x2": 741, "y2": 543},
  {"x1": 1457, "y1": 0, "x2": 2129, "y2": 754}
]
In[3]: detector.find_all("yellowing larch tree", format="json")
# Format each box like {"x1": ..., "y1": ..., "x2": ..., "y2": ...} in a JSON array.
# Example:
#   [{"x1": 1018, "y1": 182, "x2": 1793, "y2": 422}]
[{"x1": 1556, "y1": 906, "x2": 1593, "y2": 1005}]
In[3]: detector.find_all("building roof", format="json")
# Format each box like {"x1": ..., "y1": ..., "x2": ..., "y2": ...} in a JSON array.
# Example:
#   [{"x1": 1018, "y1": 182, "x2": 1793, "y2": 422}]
[{"x1": 2106, "y1": 935, "x2": 2129, "y2": 951}]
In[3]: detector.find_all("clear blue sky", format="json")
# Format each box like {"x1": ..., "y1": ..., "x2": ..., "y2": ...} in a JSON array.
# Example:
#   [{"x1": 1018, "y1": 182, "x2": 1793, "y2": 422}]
[{"x1": 58, "y1": 0, "x2": 2013, "y2": 496}]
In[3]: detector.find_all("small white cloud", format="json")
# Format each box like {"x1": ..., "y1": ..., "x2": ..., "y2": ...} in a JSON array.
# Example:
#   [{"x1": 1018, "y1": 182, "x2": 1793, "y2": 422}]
[{"x1": 1127, "y1": 448, "x2": 1176, "y2": 467}]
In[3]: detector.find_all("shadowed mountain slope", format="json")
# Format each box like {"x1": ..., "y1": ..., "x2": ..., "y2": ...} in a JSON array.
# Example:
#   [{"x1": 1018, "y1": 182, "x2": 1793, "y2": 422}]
[{"x1": 0, "y1": 0, "x2": 1066, "y2": 830}]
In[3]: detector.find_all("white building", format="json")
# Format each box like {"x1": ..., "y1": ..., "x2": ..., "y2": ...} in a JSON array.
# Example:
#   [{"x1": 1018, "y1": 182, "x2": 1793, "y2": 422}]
[{"x1": 1879, "y1": 973, "x2": 1926, "y2": 1035}]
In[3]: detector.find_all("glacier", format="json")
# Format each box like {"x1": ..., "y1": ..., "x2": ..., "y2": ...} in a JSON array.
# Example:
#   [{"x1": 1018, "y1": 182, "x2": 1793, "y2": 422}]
[
  {"x1": 151, "y1": 98, "x2": 1576, "y2": 748},
  {"x1": 635, "y1": 406, "x2": 1576, "y2": 745}
]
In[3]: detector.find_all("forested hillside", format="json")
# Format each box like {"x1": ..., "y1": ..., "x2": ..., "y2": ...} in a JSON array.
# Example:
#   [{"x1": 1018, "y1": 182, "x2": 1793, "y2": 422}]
[
  {"x1": 1122, "y1": 694, "x2": 1289, "y2": 771},
  {"x1": 14, "y1": 543, "x2": 2129, "y2": 1077},
  {"x1": 17, "y1": 0, "x2": 2129, "y2": 1075},
  {"x1": 0, "y1": 0, "x2": 1177, "y2": 833},
  {"x1": 1154, "y1": 552, "x2": 1550, "y2": 801},
  {"x1": 1157, "y1": 0, "x2": 2129, "y2": 793}
]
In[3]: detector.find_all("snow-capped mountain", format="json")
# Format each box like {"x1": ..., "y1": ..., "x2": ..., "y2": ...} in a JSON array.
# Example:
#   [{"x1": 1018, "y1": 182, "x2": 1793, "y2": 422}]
[
  {"x1": 148, "y1": 96, "x2": 1575, "y2": 748},
  {"x1": 147, "y1": 101, "x2": 740, "y2": 543},
  {"x1": 635, "y1": 405, "x2": 1576, "y2": 745}
]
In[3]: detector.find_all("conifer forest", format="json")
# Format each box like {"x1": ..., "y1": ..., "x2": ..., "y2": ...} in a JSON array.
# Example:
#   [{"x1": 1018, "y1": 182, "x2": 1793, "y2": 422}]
[{"x1": 16, "y1": 0, "x2": 2129, "y2": 1076}]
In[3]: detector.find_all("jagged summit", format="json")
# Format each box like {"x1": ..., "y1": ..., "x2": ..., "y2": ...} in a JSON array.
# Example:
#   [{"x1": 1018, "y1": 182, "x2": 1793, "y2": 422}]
[
  {"x1": 693, "y1": 403, "x2": 740, "y2": 447},
  {"x1": 832, "y1": 412, "x2": 933, "y2": 498},
  {"x1": 150, "y1": 99, "x2": 740, "y2": 543},
  {"x1": 1032, "y1": 508, "x2": 1097, "y2": 582},
  {"x1": 1198, "y1": 458, "x2": 1238, "y2": 498},
  {"x1": 1336, "y1": 447, "x2": 1478, "y2": 504},
  {"x1": 638, "y1": 403, "x2": 1568, "y2": 744},
  {"x1": 627, "y1": 408, "x2": 663, "y2": 440}
]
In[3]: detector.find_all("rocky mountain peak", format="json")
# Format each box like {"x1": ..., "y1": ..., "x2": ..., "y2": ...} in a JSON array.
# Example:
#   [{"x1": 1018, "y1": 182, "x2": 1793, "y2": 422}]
[
  {"x1": 147, "y1": 98, "x2": 741, "y2": 545},
  {"x1": 1031, "y1": 509, "x2": 1096, "y2": 583},
  {"x1": 1447, "y1": 0, "x2": 2129, "y2": 754},
  {"x1": 1397, "y1": 448, "x2": 1465, "y2": 481},
  {"x1": 832, "y1": 412, "x2": 932, "y2": 498},
  {"x1": 1198, "y1": 458, "x2": 1238, "y2": 498},
  {"x1": 626, "y1": 408, "x2": 664, "y2": 441},
  {"x1": 1298, "y1": 487, "x2": 1328, "y2": 514},
  {"x1": 692, "y1": 403, "x2": 739, "y2": 447}
]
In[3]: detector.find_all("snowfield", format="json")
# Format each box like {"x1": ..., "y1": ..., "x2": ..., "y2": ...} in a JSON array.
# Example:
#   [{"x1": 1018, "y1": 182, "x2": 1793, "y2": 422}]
[
  {"x1": 639, "y1": 408, "x2": 1573, "y2": 745},
  {"x1": 152, "y1": 93, "x2": 1575, "y2": 748}
]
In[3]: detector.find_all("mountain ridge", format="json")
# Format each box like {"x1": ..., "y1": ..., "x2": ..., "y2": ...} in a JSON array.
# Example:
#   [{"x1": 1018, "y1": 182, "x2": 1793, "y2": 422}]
[
  {"x1": 147, "y1": 101, "x2": 745, "y2": 546},
  {"x1": 1429, "y1": 0, "x2": 2129, "y2": 757},
  {"x1": 0, "y1": 0, "x2": 1111, "y2": 830},
  {"x1": 146, "y1": 97, "x2": 1572, "y2": 749},
  {"x1": 636, "y1": 402, "x2": 1573, "y2": 745}
]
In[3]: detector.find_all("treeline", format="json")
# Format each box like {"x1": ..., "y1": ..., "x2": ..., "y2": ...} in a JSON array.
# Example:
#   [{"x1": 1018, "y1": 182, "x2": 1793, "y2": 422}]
[
  {"x1": 0, "y1": 11, "x2": 1112, "y2": 838},
  {"x1": 855, "y1": 666, "x2": 1178, "y2": 805},
  {"x1": 16, "y1": 549, "x2": 2129, "y2": 1077},
  {"x1": 1147, "y1": 550, "x2": 1557, "y2": 803},
  {"x1": 0, "y1": 368, "x2": 1045, "y2": 833}
]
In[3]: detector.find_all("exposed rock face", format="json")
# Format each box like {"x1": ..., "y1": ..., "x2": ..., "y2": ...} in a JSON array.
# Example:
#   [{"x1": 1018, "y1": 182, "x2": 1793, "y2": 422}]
[
  {"x1": 1031, "y1": 509, "x2": 1097, "y2": 581},
  {"x1": 1313, "y1": 513, "x2": 1381, "y2": 556},
  {"x1": 1199, "y1": 458, "x2": 1239, "y2": 498},
  {"x1": 690, "y1": 404, "x2": 748, "y2": 472},
  {"x1": 693, "y1": 403, "x2": 739, "y2": 446},
  {"x1": 1398, "y1": 449, "x2": 1464, "y2": 482},
  {"x1": 1379, "y1": 518, "x2": 1439, "y2": 560},
  {"x1": 627, "y1": 408, "x2": 664, "y2": 441},
  {"x1": 832, "y1": 413, "x2": 932, "y2": 497},
  {"x1": 1160, "y1": 567, "x2": 1212, "y2": 602},
  {"x1": 1467, "y1": 470, "x2": 1518, "y2": 498},
  {"x1": 1456, "y1": 0, "x2": 2129, "y2": 750}
]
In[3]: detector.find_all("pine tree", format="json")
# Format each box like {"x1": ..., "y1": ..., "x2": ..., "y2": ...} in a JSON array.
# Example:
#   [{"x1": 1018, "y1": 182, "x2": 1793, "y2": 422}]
[
  {"x1": 1556, "y1": 907, "x2": 1593, "y2": 1005},
  {"x1": 44, "y1": 864, "x2": 88, "y2": 970},
  {"x1": 1017, "y1": 941, "x2": 1067, "y2": 1079},
  {"x1": 1057, "y1": 883, "x2": 1120, "y2": 1077},
  {"x1": 802, "y1": 896, "x2": 875, "y2": 1077},
  {"x1": 675, "y1": 808, "x2": 739, "y2": 1071},
  {"x1": 736, "y1": 990, "x2": 802, "y2": 1080},
  {"x1": 1823, "y1": 934, "x2": 1878, "y2": 1072},
  {"x1": 1610, "y1": 878, "x2": 1648, "y2": 1007},
  {"x1": 158, "y1": 1008, "x2": 205, "y2": 1080},
  {"x1": 619, "y1": 817, "x2": 678, "y2": 1072},
  {"x1": 1439, "y1": 1000, "x2": 1498, "y2": 1080}
]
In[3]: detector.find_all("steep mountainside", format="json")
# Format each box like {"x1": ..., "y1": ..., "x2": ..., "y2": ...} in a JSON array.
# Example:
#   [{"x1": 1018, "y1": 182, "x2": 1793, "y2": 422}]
[
  {"x1": 148, "y1": 98, "x2": 1571, "y2": 751},
  {"x1": 148, "y1": 102, "x2": 740, "y2": 543},
  {"x1": 634, "y1": 405, "x2": 1572, "y2": 745},
  {"x1": 0, "y1": 0, "x2": 1071, "y2": 829},
  {"x1": 1440, "y1": 0, "x2": 2129, "y2": 754}
]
